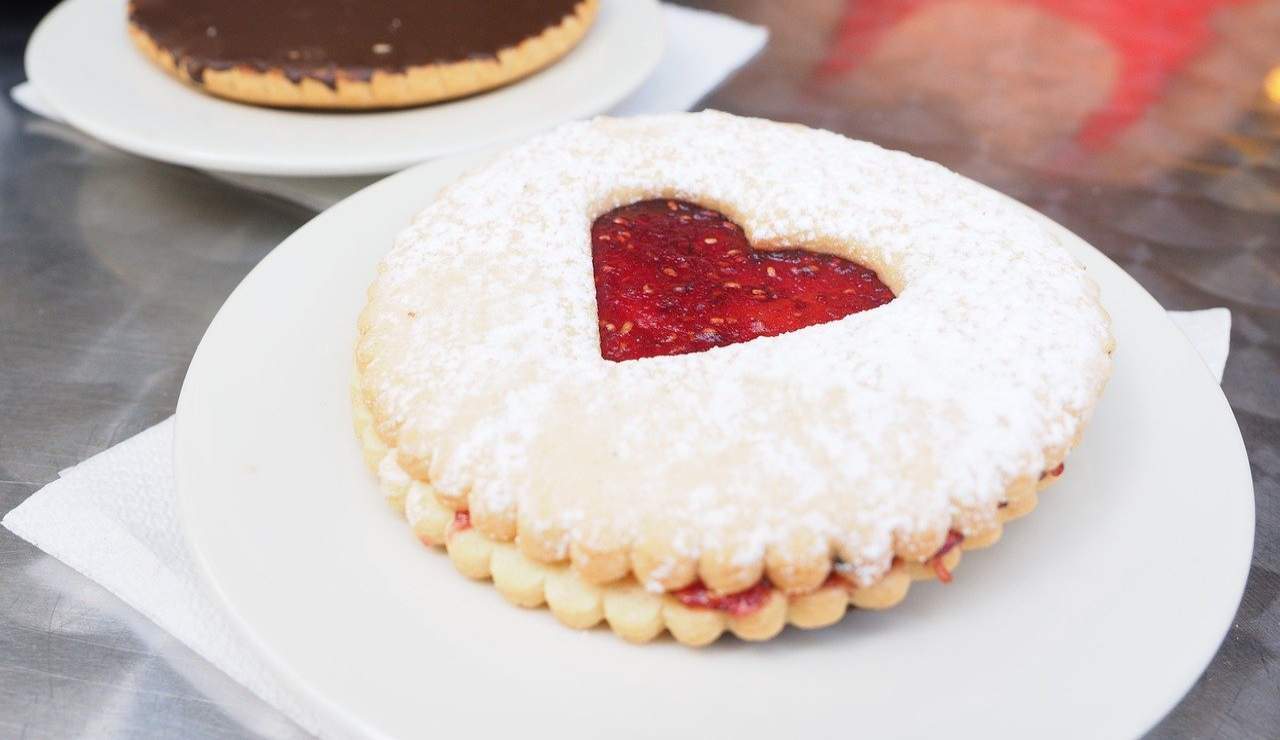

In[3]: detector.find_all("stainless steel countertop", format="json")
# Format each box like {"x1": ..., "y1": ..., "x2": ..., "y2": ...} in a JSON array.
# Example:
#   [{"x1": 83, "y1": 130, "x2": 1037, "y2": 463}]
[{"x1": 2, "y1": 3, "x2": 1277, "y2": 737}]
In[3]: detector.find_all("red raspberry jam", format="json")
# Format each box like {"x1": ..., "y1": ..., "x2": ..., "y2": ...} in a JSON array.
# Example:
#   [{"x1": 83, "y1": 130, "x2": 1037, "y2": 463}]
[
  {"x1": 1040, "y1": 462, "x2": 1066, "y2": 480},
  {"x1": 591, "y1": 199, "x2": 896, "y2": 362},
  {"x1": 451, "y1": 510, "x2": 471, "y2": 532},
  {"x1": 929, "y1": 530, "x2": 965, "y2": 583},
  {"x1": 823, "y1": 571, "x2": 850, "y2": 590},
  {"x1": 826, "y1": 530, "x2": 967, "y2": 589},
  {"x1": 673, "y1": 579, "x2": 774, "y2": 617}
]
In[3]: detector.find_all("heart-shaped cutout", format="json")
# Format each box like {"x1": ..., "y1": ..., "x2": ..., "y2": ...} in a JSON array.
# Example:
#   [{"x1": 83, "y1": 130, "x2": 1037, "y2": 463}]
[{"x1": 591, "y1": 199, "x2": 895, "y2": 361}]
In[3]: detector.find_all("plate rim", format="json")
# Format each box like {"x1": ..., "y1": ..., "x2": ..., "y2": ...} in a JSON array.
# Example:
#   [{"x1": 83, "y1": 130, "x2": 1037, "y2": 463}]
[
  {"x1": 174, "y1": 153, "x2": 1254, "y2": 740},
  {"x1": 26, "y1": 0, "x2": 665, "y2": 176}
]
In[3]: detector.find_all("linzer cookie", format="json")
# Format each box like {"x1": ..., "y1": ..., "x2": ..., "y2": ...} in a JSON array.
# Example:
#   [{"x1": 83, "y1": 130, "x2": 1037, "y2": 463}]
[
  {"x1": 353, "y1": 111, "x2": 1115, "y2": 645},
  {"x1": 126, "y1": 0, "x2": 598, "y2": 109}
]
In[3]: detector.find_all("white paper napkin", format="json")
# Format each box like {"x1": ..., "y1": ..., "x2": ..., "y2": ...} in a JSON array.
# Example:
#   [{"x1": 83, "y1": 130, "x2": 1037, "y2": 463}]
[
  {"x1": 10, "y1": 4, "x2": 768, "y2": 211},
  {"x1": 4, "y1": 416, "x2": 325, "y2": 735},
  {"x1": 1167, "y1": 307, "x2": 1231, "y2": 383}
]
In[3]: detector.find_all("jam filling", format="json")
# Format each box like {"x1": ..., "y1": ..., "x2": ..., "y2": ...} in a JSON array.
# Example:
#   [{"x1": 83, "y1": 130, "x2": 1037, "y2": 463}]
[
  {"x1": 928, "y1": 530, "x2": 965, "y2": 583},
  {"x1": 1039, "y1": 462, "x2": 1066, "y2": 480},
  {"x1": 822, "y1": 530, "x2": 967, "y2": 591},
  {"x1": 1001, "y1": 463, "x2": 1067, "y2": 507},
  {"x1": 677, "y1": 531, "x2": 968, "y2": 617},
  {"x1": 591, "y1": 199, "x2": 896, "y2": 362},
  {"x1": 451, "y1": 510, "x2": 472, "y2": 532},
  {"x1": 673, "y1": 579, "x2": 774, "y2": 617}
]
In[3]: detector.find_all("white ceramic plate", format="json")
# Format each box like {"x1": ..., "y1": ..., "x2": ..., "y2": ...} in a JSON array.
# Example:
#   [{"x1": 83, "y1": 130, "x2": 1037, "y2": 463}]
[
  {"x1": 26, "y1": 0, "x2": 663, "y2": 176},
  {"x1": 176, "y1": 153, "x2": 1253, "y2": 740}
]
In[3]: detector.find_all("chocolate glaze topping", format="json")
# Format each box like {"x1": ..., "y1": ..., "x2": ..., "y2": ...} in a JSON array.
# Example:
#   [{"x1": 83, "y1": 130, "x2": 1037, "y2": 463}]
[{"x1": 128, "y1": 0, "x2": 585, "y2": 88}]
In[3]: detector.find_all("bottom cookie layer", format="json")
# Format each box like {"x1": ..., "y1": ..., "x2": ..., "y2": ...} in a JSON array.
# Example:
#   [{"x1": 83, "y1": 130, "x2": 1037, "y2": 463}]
[{"x1": 353, "y1": 381, "x2": 1058, "y2": 646}]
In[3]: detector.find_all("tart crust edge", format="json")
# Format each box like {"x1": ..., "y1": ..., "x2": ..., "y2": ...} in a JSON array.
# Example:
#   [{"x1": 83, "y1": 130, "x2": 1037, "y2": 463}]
[{"x1": 126, "y1": 0, "x2": 598, "y2": 110}]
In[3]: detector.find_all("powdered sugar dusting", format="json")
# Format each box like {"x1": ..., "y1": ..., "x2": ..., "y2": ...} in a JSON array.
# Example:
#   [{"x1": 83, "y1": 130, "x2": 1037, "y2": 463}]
[{"x1": 358, "y1": 112, "x2": 1113, "y2": 583}]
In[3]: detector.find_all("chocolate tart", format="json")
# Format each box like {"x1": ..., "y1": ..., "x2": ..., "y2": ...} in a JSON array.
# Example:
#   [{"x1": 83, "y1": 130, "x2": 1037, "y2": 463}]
[{"x1": 126, "y1": 0, "x2": 598, "y2": 109}]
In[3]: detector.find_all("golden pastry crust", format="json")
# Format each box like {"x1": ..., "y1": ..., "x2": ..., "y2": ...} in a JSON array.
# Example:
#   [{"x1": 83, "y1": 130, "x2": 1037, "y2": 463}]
[
  {"x1": 355, "y1": 372, "x2": 1060, "y2": 646},
  {"x1": 126, "y1": 0, "x2": 597, "y2": 109}
]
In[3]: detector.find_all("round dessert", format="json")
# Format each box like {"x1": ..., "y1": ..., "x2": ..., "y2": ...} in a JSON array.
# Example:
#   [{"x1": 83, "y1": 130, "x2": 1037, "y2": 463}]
[
  {"x1": 353, "y1": 111, "x2": 1115, "y2": 645},
  {"x1": 126, "y1": 0, "x2": 598, "y2": 109}
]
